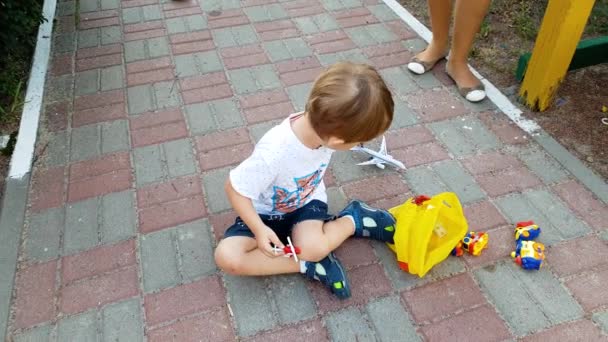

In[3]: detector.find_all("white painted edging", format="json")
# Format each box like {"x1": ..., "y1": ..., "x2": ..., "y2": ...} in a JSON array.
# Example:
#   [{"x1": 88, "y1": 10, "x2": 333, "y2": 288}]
[
  {"x1": 382, "y1": 0, "x2": 541, "y2": 134},
  {"x1": 8, "y1": 0, "x2": 57, "y2": 179}
]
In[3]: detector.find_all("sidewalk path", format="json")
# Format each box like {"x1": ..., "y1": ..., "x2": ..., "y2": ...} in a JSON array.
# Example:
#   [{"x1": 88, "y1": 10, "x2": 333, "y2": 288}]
[{"x1": 4, "y1": 0, "x2": 608, "y2": 341}]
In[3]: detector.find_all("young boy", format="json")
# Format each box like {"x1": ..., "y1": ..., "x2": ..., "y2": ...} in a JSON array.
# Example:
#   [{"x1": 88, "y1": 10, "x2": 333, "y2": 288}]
[{"x1": 214, "y1": 62, "x2": 397, "y2": 299}]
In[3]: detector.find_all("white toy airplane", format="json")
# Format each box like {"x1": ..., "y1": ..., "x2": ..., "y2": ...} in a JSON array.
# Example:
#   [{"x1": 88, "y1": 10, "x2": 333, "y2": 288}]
[{"x1": 351, "y1": 135, "x2": 406, "y2": 170}]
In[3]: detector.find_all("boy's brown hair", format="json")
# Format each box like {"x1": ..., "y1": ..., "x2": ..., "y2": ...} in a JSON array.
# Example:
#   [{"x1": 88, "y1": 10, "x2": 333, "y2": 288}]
[{"x1": 306, "y1": 61, "x2": 394, "y2": 143}]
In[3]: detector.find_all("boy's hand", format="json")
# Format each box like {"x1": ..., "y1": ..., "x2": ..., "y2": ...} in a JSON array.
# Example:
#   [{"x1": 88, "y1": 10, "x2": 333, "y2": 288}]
[{"x1": 256, "y1": 226, "x2": 284, "y2": 257}]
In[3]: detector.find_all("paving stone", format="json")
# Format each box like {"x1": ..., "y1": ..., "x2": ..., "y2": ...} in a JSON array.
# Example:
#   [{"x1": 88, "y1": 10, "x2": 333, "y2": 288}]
[
  {"x1": 57, "y1": 311, "x2": 97, "y2": 342},
  {"x1": 429, "y1": 116, "x2": 501, "y2": 157},
  {"x1": 78, "y1": 28, "x2": 99, "y2": 48},
  {"x1": 200, "y1": 0, "x2": 240, "y2": 11},
  {"x1": 102, "y1": 298, "x2": 144, "y2": 342},
  {"x1": 264, "y1": 38, "x2": 313, "y2": 62},
  {"x1": 321, "y1": 0, "x2": 363, "y2": 11},
  {"x1": 12, "y1": 324, "x2": 52, "y2": 342},
  {"x1": 592, "y1": 311, "x2": 608, "y2": 334},
  {"x1": 512, "y1": 145, "x2": 569, "y2": 184},
  {"x1": 420, "y1": 305, "x2": 512, "y2": 342},
  {"x1": 60, "y1": 265, "x2": 139, "y2": 314},
  {"x1": 565, "y1": 267, "x2": 608, "y2": 312},
  {"x1": 67, "y1": 151, "x2": 132, "y2": 202},
  {"x1": 245, "y1": 319, "x2": 329, "y2": 342},
  {"x1": 127, "y1": 81, "x2": 181, "y2": 115},
  {"x1": 46, "y1": 74, "x2": 74, "y2": 101},
  {"x1": 433, "y1": 159, "x2": 485, "y2": 204},
  {"x1": 174, "y1": 51, "x2": 222, "y2": 77},
  {"x1": 495, "y1": 191, "x2": 591, "y2": 246},
  {"x1": 367, "y1": 4, "x2": 399, "y2": 21},
  {"x1": 553, "y1": 180, "x2": 608, "y2": 231},
  {"x1": 286, "y1": 82, "x2": 313, "y2": 112},
  {"x1": 464, "y1": 201, "x2": 507, "y2": 230},
  {"x1": 326, "y1": 187, "x2": 348, "y2": 215},
  {"x1": 225, "y1": 274, "x2": 277, "y2": 336},
  {"x1": 75, "y1": 69, "x2": 99, "y2": 95},
  {"x1": 64, "y1": 191, "x2": 136, "y2": 254},
  {"x1": 330, "y1": 150, "x2": 385, "y2": 183},
  {"x1": 202, "y1": 167, "x2": 232, "y2": 213},
  {"x1": 166, "y1": 15, "x2": 207, "y2": 34},
  {"x1": 141, "y1": 228, "x2": 180, "y2": 292},
  {"x1": 392, "y1": 139, "x2": 448, "y2": 168},
  {"x1": 185, "y1": 98, "x2": 244, "y2": 135},
  {"x1": 61, "y1": 239, "x2": 136, "y2": 283},
  {"x1": 404, "y1": 166, "x2": 449, "y2": 196},
  {"x1": 249, "y1": 120, "x2": 279, "y2": 143},
  {"x1": 317, "y1": 49, "x2": 369, "y2": 66},
  {"x1": 122, "y1": 5, "x2": 162, "y2": 24},
  {"x1": 325, "y1": 307, "x2": 376, "y2": 342},
  {"x1": 547, "y1": 235, "x2": 608, "y2": 277},
  {"x1": 70, "y1": 120, "x2": 128, "y2": 161},
  {"x1": 475, "y1": 260, "x2": 583, "y2": 336},
  {"x1": 522, "y1": 319, "x2": 606, "y2": 342},
  {"x1": 379, "y1": 66, "x2": 418, "y2": 97},
  {"x1": 133, "y1": 138, "x2": 196, "y2": 186},
  {"x1": 26, "y1": 207, "x2": 64, "y2": 262},
  {"x1": 101, "y1": 26, "x2": 121, "y2": 44},
  {"x1": 45, "y1": 131, "x2": 69, "y2": 168},
  {"x1": 346, "y1": 23, "x2": 397, "y2": 47},
  {"x1": 148, "y1": 308, "x2": 235, "y2": 341},
  {"x1": 212, "y1": 24, "x2": 258, "y2": 48},
  {"x1": 294, "y1": 14, "x2": 339, "y2": 34},
  {"x1": 372, "y1": 240, "x2": 465, "y2": 290},
  {"x1": 269, "y1": 275, "x2": 317, "y2": 324},
  {"x1": 390, "y1": 98, "x2": 419, "y2": 129},
  {"x1": 228, "y1": 65, "x2": 281, "y2": 94},
  {"x1": 144, "y1": 275, "x2": 225, "y2": 325},
  {"x1": 54, "y1": 33, "x2": 77, "y2": 53},
  {"x1": 534, "y1": 131, "x2": 608, "y2": 204},
  {"x1": 101, "y1": 0, "x2": 118, "y2": 10},
  {"x1": 57, "y1": 1, "x2": 76, "y2": 16},
  {"x1": 403, "y1": 273, "x2": 485, "y2": 323},
  {"x1": 342, "y1": 174, "x2": 409, "y2": 203},
  {"x1": 179, "y1": 219, "x2": 217, "y2": 276},
  {"x1": 244, "y1": 4, "x2": 289, "y2": 22},
  {"x1": 125, "y1": 37, "x2": 170, "y2": 62},
  {"x1": 12, "y1": 261, "x2": 57, "y2": 329},
  {"x1": 64, "y1": 197, "x2": 98, "y2": 254},
  {"x1": 411, "y1": 69, "x2": 441, "y2": 89},
  {"x1": 366, "y1": 295, "x2": 421, "y2": 342},
  {"x1": 79, "y1": 0, "x2": 99, "y2": 12}
]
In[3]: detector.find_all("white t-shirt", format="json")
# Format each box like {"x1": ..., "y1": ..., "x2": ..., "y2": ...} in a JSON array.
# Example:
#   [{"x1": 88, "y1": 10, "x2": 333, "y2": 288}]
[{"x1": 229, "y1": 113, "x2": 333, "y2": 215}]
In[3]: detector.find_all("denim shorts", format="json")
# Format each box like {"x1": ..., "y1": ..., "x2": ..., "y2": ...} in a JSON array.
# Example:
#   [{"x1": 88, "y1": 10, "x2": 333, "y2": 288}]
[{"x1": 223, "y1": 200, "x2": 332, "y2": 244}]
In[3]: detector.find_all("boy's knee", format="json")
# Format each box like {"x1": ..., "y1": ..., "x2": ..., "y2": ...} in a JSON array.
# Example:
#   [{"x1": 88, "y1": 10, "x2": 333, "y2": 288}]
[
  {"x1": 214, "y1": 243, "x2": 244, "y2": 275},
  {"x1": 299, "y1": 243, "x2": 330, "y2": 263}
]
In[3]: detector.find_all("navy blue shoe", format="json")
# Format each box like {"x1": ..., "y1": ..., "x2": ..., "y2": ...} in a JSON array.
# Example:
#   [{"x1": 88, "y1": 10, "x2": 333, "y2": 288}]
[
  {"x1": 339, "y1": 200, "x2": 396, "y2": 243},
  {"x1": 304, "y1": 253, "x2": 351, "y2": 299}
]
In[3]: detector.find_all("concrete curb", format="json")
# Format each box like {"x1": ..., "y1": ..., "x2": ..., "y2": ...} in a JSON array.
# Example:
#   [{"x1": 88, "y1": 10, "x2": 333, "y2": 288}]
[
  {"x1": 0, "y1": 176, "x2": 30, "y2": 340},
  {"x1": 1, "y1": 0, "x2": 57, "y2": 338},
  {"x1": 8, "y1": 0, "x2": 57, "y2": 179},
  {"x1": 382, "y1": 0, "x2": 607, "y2": 204}
]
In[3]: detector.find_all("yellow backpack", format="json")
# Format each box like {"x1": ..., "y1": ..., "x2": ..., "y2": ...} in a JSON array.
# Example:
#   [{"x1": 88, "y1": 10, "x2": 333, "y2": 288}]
[{"x1": 386, "y1": 192, "x2": 468, "y2": 277}]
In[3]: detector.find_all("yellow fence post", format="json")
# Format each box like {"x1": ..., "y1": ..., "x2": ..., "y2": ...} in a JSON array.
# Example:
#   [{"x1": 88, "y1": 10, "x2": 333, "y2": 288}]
[{"x1": 519, "y1": 0, "x2": 595, "y2": 111}]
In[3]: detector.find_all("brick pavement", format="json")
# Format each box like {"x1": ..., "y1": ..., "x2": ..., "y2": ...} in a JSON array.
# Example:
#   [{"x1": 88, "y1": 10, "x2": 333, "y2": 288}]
[{"x1": 5, "y1": 0, "x2": 608, "y2": 340}]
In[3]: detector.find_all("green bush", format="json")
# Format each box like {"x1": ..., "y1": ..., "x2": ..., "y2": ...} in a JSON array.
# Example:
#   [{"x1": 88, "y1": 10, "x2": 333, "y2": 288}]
[{"x1": 0, "y1": 0, "x2": 45, "y2": 121}]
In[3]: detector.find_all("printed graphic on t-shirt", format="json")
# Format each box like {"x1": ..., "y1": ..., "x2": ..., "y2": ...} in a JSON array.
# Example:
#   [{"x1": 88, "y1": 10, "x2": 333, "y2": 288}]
[{"x1": 272, "y1": 164, "x2": 326, "y2": 213}]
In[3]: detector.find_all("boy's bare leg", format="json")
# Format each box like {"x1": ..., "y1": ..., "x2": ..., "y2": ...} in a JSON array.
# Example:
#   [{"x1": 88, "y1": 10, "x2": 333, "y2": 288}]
[
  {"x1": 291, "y1": 217, "x2": 355, "y2": 262},
  {"x1": 215, "y1": 236, "x2": 300, "y2": 276}
]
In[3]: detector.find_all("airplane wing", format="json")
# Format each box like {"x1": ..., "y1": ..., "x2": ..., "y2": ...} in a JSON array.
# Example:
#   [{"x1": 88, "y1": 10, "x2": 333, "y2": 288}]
[
  {"x1": 379, "y1": 136, "x2": 387, "y2": 155},
  {"x1": 357, "y1": 159, "x2": 382, "y2": 166}
]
